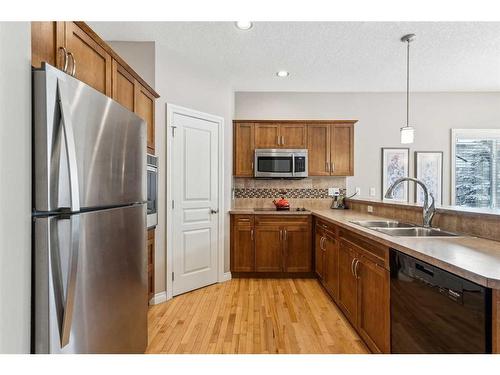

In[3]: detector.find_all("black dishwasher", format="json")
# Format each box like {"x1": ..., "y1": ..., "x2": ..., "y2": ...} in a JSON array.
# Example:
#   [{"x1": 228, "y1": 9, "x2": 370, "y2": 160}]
[{"x1": 390, "y1": 249, "x2": 492, "y2": 353}]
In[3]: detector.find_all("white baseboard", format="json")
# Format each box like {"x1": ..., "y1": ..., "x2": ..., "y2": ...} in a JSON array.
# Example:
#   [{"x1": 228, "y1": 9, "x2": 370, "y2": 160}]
[
  {"x1": 149, "y1": 291, "x2": 167, "y2": 305},
  {"x1": 220, "y1": 272, "x2": 232, "y2": 282}
]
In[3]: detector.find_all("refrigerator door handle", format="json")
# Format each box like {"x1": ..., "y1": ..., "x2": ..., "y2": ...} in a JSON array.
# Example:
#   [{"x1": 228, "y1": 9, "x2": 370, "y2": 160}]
[
  {"x1": 57, "y1": 80, "x2": 81, "y2": 212},
  {"x1": 50, "y1": 214, "x2": 80, "y2": 347}
]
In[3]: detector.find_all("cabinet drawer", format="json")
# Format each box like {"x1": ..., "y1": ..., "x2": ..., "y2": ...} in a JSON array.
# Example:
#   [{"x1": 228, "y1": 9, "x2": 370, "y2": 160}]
[
  {"x1": 339, "y1": 229, "x2": 388, "y2": 268},
  {"x1": 233, "y1": 214, "x2": 254, "y2": 227},
  {"x1": 255, "y1": 215, "x2": 310, "y2": 226},
  {"x1": 315, "y1": 218, "x2": 337, "y2": 234}
]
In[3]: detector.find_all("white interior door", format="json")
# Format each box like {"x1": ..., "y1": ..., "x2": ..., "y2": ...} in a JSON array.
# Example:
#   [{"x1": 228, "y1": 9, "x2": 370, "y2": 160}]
[{"x1": 172, "y1": 111, "x2": 219, "y2": 296}]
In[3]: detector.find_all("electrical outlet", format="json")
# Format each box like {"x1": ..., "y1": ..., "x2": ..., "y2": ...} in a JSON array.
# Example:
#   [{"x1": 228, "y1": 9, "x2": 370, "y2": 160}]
[
  {"x1": 328, "y1": 187, "x2": 340, "y2": 197},
  {"x1": 369, "y1": 187, "x2": 376, "y2": 197},
  {"x1": 367, "y1": 205, "x2": 374, "y2": 213},
  {"x1": 355, "y1": 187, "x2": 361, "y2": 196}
]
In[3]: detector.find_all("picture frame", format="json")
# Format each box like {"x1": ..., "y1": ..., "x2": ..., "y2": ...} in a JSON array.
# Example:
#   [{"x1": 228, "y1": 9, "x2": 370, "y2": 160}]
[
  {"x1": 415, "y1": 151, "x2": 443, "y2": 206},
  {"x1": 381, "y1": 147, "x2": 410, "y2": 202}
]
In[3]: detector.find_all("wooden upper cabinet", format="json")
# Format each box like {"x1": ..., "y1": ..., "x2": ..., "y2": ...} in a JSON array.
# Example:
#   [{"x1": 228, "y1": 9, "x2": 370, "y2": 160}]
[
  {"x1": 112, "y1": 60, "x2": 136, "y2": 112},
  {"x1": 357, "y1": 256, "x2": 390, "y2": 353},
  {"x1": 65, "y1": 22, "x2": 112, "y2": 96},
  {"x1": 31, "y1": 21, "x2": 159, "y2": 155},
  {"x1": 31, "y1": 22, "x2": 65, "y2": 70},
  {"x1": 135, "y1": 82, "x2": 156, "y2": 153},
  {"x1": 234, "y1": 122, "x2": 255, "y2": 177},
  {"x1": 255, "y1": 123, "x2": 280, "y2": 148},
  {"x1": 307, "y1": 124, "x2": 331, "y2": 176},
  {"x1": 280, "y1": 123, "x2": 307, "y2": 148},
  {"x1": 331, "y1": 124, "x2": 354, "y2": 176}
]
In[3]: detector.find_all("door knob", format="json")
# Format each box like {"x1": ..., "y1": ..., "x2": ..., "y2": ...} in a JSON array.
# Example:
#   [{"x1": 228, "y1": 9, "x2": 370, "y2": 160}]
[{"x1": 210, "y1": 209, "x2": 219, "y2": 214}]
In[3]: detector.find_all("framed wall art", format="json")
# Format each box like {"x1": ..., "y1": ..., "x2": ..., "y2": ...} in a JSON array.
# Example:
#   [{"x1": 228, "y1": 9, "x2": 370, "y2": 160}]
[
  {"x1": 415, "y1": 151, "x2": 443, "y2": 206},
  {"x1": 381, "y1": 148, "x2": 410, "y2": 202}
]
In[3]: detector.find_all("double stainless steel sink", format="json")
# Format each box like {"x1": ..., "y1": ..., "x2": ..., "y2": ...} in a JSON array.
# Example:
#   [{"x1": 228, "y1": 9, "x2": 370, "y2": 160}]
[{"x1": 350, "y1": 220, "x2": 459, "y2": 237}]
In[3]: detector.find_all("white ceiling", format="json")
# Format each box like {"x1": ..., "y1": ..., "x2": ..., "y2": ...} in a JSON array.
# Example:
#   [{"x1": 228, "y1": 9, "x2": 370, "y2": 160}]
[{"x1": 89, "y1": 22, "x2": 500, "y2": 92}]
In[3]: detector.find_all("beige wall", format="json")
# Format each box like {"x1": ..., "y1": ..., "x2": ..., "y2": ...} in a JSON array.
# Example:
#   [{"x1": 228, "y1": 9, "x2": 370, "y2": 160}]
[
  {"x1": 110, "y1": 41, "x2": 234, "y2": 297},
  {"x1": 0, "y1": 22, "x2": 31, "y2": 353},
  {"x1": 235, "y1": 91, "x2": 500, "y2": 206},
  {"x1": 108, "y1": 41, "x2": 155, "y2": 89}
]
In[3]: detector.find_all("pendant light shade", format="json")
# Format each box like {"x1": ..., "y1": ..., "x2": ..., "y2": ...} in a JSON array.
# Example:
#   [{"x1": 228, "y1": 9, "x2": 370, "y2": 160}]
[
  {"x1": 400, "y1": 34, "x2": 416, "y2": 144},
  {"x1": 400, "y1": 126, "x2": 415, "y2": 144}
]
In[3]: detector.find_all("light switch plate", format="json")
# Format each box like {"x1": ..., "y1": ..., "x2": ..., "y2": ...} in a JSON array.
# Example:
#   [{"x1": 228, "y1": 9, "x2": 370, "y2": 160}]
[
  {"x1": 367, "y1": 205, "x2": 374, "y2": 213},
  {"x1": 369, "y1": 187, "x2": 376, "y2": 197},
  {"x1": 355, "y1": 187, "x2": 361, "y2": 196}
]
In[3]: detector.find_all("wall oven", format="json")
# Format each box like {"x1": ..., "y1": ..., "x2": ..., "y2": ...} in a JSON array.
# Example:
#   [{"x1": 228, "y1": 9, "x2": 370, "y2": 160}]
[
  {"x1": 254, "y1": 149, "x2": 308, "y2": 178},
  {"x1": 147, "y1": 154, "x2": 158, "y2": 228}
]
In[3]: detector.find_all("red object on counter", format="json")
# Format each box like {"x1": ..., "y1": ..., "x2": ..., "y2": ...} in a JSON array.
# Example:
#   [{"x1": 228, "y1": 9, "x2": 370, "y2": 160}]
[{"x1": 273, "y1": 196, "x2": 290, "y2": 210}]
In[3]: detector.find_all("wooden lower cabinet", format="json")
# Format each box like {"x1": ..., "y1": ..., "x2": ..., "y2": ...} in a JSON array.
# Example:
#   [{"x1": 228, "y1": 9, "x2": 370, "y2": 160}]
[
  {"x1": 314, "y1": 226, "x2": 325, "y2": 279},
  {"x1": 356, "y1": 256, "x2": 390, "y2": 353},
  {"x1": 323, "y1": 231, "x2": 339, "y2": 300},
  {"x1": 255, "y1": 223, "x2": 283, "y2": 272},
  {"x1": 231, "y1": 214, "x2": 312, "y2": 274},
  {"x1": 284, "y1": 222, "x2": 312, "y2": 272},
  {"x1": 230, "y1": 215, "x2": 255, "y2": 272},
  {"x1": 147, "y1": 228, "x2": 155, "y2": 303},
  {"x1": 314, "y1": 220, "x2": 390, "y2": 353},
  {"x1": 337, "y1": 240, "x2": 359, "y2": 326}
]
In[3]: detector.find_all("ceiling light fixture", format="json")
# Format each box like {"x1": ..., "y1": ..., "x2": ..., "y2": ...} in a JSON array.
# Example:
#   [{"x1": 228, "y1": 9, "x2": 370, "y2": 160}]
[
  {"x1": 276, "y1": 70, "x2": 290, "y2": 78},
  {"x1": 235, "y1": 21, "x2": 253, "y2": 30},
  {"x1": 400, "y1": 33, "x2": 416, "y2": 144}
]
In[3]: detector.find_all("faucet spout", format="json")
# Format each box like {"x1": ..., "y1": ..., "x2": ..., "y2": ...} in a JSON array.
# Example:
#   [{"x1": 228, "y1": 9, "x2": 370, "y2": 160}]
[{"x1": 384, "y1": 177, "x2": 436, "y2": 227}]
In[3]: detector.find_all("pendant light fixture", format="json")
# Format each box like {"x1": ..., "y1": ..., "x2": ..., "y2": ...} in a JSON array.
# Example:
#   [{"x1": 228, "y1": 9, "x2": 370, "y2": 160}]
[{"x1": 400, "y1": 33, "x2": 416, "y2": 144}]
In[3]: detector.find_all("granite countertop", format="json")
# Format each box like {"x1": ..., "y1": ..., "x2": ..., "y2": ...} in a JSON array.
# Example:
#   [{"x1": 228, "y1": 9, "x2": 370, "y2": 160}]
[{"x1": 229, "y1": 208, "x2": 500, "y2": 288}]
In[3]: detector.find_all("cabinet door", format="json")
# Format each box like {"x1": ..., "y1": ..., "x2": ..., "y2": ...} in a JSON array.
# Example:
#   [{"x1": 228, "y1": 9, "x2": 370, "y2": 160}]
[
  {"x1": 284, "y1": 223, "x2": 312, "y2": 272},
  {"x1": 337, "y1": 240, "x2": 358, "y2": 326},
  {"x1": 231, "y1": 216, "x2": 255, "y2": 272},
  {"x1": 357, "y1": 257, "x2": 390, "y2": 353},
  {"x1": 65, "y1": 22, "x2": 112, "y2": 96},
  {"x1": 255, "y1": 224, "x2": 282, "y2": 272},
  {"x1": 314, "y1": 227, "x2": 325, "y2": 280},
  {"x1": 330, "y1": 124, "x2": 354, "y2": 176},
  {"x1": 324, "y1": 232, "x2": 339, "y2": 300},
  {"x1": 112, "y1": 60, "x2": 136, "y2": 112},
  {"x1": 135, "y1": 82, "x2": 156, "y2": 153},
  {"x1": 31, "y1": 21, "x2": 66, "y2": 69},
  {"x1": 234, "y1": 122, "x2": 255, "y2": 177},
  {"x1": 255, "y1": 123, "x2": 280, "y2": 148},
  {"x1": 279, "y1": 123, "x2": 307, "y2": 148},
  {"x1": 147, "y1": 229, "x2": 155, "y2": 303},
  {"x1": 307, "y1": 124, "x2": 331, "y2": 176}
]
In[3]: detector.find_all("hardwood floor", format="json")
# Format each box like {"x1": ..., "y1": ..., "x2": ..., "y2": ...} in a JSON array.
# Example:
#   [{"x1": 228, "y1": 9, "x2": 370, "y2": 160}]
[{"x1": 146, "y1": 278, "x2": 369, "y2": 354}]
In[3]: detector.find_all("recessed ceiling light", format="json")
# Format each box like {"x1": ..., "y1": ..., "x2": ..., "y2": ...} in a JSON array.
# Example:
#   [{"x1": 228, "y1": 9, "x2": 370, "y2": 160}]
[
  {"x1": 235, "y1": 21, "x2": 253, "y2": 30},
  {"x1": 276, "y1": 70, "x2": 290, "y2": 78}
]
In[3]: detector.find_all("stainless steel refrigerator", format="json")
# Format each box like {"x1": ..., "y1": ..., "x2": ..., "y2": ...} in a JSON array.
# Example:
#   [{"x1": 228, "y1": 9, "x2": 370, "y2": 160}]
[{"x1": 32, "y1": 63, "x2": 148, "y2": 353}]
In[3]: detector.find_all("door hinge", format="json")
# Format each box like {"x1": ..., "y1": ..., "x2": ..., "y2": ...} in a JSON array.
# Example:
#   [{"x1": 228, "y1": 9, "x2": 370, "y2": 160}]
[
  {"x1": 172, "y1": 272, "x2": 174, "y2": 281},
  {"x1": 171, "y1": 126, "x2": 177, "y2": 137},
  {"x1": 172, "y1": 200, "x2": 174, "y2": 209}
]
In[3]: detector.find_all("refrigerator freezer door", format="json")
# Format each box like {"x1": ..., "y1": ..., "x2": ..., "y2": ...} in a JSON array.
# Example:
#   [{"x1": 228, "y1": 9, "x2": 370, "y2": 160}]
[
  {"x1": 33, "y1": 63, "x2": 146, "y2": 212},
  {"x1": 33, "y1": 204, "x2": 147, "y2": 353}
]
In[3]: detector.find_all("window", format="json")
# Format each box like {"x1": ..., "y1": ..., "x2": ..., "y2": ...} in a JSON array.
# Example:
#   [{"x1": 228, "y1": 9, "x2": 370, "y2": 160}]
[{"x1": 451, "y1": 129, "x2": 500, "y2": 209}]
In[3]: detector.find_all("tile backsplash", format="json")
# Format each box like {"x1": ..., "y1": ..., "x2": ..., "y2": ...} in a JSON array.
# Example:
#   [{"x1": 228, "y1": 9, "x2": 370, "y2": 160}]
[{"x1": 232, "y1": 177, "x2": 346, "y2": 209}]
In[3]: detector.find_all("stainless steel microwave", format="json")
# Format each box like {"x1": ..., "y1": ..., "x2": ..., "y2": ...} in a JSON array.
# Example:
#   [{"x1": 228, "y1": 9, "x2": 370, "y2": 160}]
[{"x1": 254, "y1": 149, "x2": 308, "y2": 178}]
